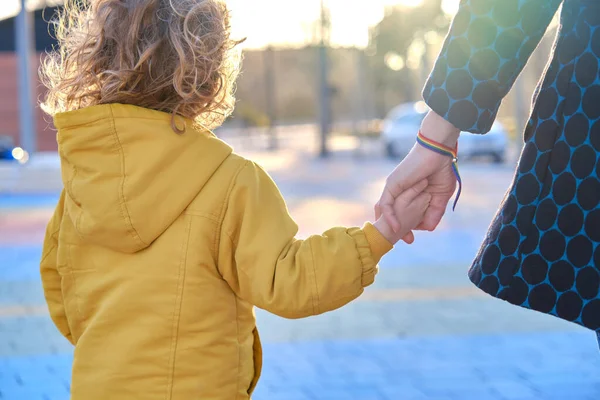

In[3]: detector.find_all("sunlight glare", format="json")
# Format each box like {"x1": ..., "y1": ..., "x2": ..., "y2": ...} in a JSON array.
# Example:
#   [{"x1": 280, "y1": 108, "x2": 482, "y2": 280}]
[
  {"x1": 0, "y1": 0, "x2": 64, "y2": 20},
  {"x1": 0, "y1": 0, "x2": 464, "y2": 49},
  {"x1": 396, "y1": 0, "x2": 425, "y2": 7},
  {"x1": 385, "y1": 52, "x2": 405, "y2": 71},
  {"x1": 441, "y1": 0, "x2": 460, "y2": 15}
]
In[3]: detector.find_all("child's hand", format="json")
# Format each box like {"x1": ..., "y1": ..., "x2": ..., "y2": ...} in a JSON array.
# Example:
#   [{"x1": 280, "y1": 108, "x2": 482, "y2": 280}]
[{"x1": 373, "y1": 180, "x2": 431, "y2": 245}]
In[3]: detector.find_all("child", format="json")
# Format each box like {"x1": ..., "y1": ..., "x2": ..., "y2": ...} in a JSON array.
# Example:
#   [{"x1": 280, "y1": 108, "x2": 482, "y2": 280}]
[{"x1": 39, "y1": 1, "x2": 431, "y2": 399}]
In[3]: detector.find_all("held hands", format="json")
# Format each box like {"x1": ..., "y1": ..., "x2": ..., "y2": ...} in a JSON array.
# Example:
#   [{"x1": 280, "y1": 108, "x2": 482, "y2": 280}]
[
  {"x1": 375, "y1": 111, "x2": 461, "y2": 244},
  {"x1": 373, "y1": 179, "x2": 431, "y2": 245}
]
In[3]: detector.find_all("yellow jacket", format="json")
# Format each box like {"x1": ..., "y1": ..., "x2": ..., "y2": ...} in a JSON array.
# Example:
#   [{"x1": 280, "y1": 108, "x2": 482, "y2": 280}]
[{"x1": 40, "y1": 104, "x2": 392, "y2": 399}]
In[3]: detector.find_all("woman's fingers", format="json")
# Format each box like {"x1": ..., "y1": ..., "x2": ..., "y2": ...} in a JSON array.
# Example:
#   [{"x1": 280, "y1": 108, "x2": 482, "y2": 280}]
[
  {"x1": 395, "y1": 179, "x2": 428, "y2": 204},
  {"x1": 379, "y1": 188, "x2": 401, "y2": 232},
  {"x1": 381, "y1": 179, "x2": 430, "y2": 234}
]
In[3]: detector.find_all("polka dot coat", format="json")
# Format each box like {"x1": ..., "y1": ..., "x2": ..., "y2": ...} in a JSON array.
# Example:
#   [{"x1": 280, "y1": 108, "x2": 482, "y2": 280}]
[{"x1": 423, "y1": 0, "x2": 600, "y2": 332}]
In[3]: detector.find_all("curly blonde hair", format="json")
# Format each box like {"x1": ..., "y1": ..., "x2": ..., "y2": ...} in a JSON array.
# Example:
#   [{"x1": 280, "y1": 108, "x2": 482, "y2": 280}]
[{"x1": 40, "y1": 0, "x2": 242, "y2": 130}]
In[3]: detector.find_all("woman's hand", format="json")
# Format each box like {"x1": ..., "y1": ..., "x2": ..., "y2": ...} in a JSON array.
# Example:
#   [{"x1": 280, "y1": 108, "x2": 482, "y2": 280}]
[
  {"x1": 375, "y1": 111, "x2": 461, "y2": 243},
  {"x1": 373, "y1": 179, "x2": 431, "y2": 245}
]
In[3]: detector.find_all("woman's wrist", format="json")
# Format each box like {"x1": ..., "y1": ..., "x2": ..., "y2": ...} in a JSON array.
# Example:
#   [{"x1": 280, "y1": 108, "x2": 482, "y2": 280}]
[{"x1": 420, "y1": 110, "x2": 461, "y2": 148}]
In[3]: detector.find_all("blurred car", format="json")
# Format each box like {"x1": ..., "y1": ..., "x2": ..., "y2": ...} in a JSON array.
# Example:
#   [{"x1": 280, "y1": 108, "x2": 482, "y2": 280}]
[
  {"x1": 0, "y1": 135, "x2": 29, "y2": 163},
  {"x1": 381, "y1": 101, "x2": 508, "y2": 163}
]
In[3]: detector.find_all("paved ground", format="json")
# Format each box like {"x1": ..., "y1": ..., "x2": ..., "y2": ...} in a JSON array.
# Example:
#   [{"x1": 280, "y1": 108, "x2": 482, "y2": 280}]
[{"x1": 1, "y1": 137, "x2": 599, "y2": 399}]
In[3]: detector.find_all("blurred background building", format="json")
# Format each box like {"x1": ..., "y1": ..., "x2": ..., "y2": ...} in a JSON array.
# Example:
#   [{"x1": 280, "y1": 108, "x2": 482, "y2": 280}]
[{"x1": 0, "y1": 0, "x2": 557, "y2": 154}]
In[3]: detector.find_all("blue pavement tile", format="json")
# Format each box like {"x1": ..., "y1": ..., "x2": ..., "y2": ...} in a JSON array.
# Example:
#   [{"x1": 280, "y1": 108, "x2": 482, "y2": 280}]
[
  {"x1": 253, "y1": 392, "x2": 314, "y2": 400},
  {"x1": 0, "y1": 355, "x2": 71, "y2": 400},
  {"x1": 526, "y1": 372, "x2": 600, "y2": 385},
  {"x1": 0, "y1": 246, "x2": 43, "y2": 282},
  {"x1": 0, "y1": 387, "x2": 61, "y2": 400},
  {"x1": 379, "y1": 229, "x2": 483, "y2": 270},
  {"x1": 486, "y1": 380, "x2": 540, "y2": 400},
  {"x1": 304, "y1": 387, "x2": 386, "y2": 400},
  {"x1": 416, "y1": 378, "x2": 500, "y2": 399},
  {"x1": 409, "y1": 366, "x2": 482, "y2": 382},
  {"x1": 530, "y1": 381, "x2": 600, "y2": 399},
  {"x1": 0, "y1": 194, "x2": 59, "y2": 210},
  {"x1": 378, "y1": 385, "x2": 429, "y2": 400},
  {"x1": 0, "y1": 281, "x2": 45, "y2": 306},
  {"x1": 475, "y1": 366, "x2": 525, "y2": 381},
  {"x1": 0, "y1": 316, "x2": 73, "y2": 357},
  {"x1": 533, "y1": 397, "x2": 596, "y2": 400}
]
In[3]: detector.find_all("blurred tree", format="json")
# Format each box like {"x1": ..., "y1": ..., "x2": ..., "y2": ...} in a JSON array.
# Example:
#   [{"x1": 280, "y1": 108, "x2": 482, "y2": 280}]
[
  {"x1": 234, "y1": 102, "x2": 270, "y2": 128},
  {"x1": 367, "y1": 0, "x2": 449, "y2": 117}
]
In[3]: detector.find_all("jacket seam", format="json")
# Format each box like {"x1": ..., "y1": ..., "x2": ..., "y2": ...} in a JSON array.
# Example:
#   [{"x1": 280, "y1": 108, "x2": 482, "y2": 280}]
[
  {"x1": 66, "y1": 244, "x2": 84, "y2": 338},
  {"x1": 218, "y1": 233, "x2": 257, "y2": 397},
  {"x1": 40, "y1": 239, "x2": 58, "y2": 264},
  {"x1": 40, "y1": 199, "x2": 62, "y2": 263},
  {"x1": 182, "y1": 211, "x2": 220, "y2": 221},
  {"x1": 69, "y1": 164, "x2": 82, "y2": 232},
  {"x1": 308, "y1": 241, "x2": 320, "y2": 315},
  {"x1": 215, "y1": 158, "x2": 250, "y2": 266},
  {"x1": 213, "y1": 159, "x2": 253, "y2": 399},
  {"x1": 55, "y1": 118, "x2": 110, "y2": 130},
  {"x1": 55, "y1": 116, "x2": 196, "y2": 130},
  {"x1": 234, "y1": 291, "x2": 242, "y2": 400},
  {"x1": 166, "y1": 216, "x2": 192, "y2": 399},
  {"x1": 107, "y1": 104, "x2": 147, "y2": 248},
  {"x1": 352, "y1": 228, "x2": 375, "y2": 290}
]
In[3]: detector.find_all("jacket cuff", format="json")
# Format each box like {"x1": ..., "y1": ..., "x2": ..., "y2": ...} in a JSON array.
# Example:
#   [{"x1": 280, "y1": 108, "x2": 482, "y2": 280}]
[
  {"x1": 363, "y1": 222, "x2": 393, "y2": 262},
  {"x1": 350, "y1": 223, "x2": 393, "y2": 287},
  {"x1": 422, "y1": 78, "x2": 498, "y2": 134}
]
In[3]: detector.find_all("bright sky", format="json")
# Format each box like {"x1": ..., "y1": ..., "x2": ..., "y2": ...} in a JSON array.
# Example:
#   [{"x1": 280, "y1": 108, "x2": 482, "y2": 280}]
[{"x1": 0, "y1": 0, "x2": 460, "y2": 48}]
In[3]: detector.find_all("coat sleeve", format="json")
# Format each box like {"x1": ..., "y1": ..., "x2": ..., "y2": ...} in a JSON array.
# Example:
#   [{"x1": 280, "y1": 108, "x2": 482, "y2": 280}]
[
  {"x1": 40, "y1": 190, "x2": 74, "y2": 344},
  {"x1": 423, "y1": 0, "x2": 563, "y2": 133},
  {"x1": 217, "y1": 161, "x2": 392, "y2": 319}
]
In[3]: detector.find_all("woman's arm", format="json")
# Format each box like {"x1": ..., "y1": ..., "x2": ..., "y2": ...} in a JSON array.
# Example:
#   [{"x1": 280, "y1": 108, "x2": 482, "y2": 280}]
[
  {"x1": 423, "y1": 0, "x2": 563, "y2": 136},
  {"x1": 377, "y1": 0, "x2": 564, "y2": 234}
]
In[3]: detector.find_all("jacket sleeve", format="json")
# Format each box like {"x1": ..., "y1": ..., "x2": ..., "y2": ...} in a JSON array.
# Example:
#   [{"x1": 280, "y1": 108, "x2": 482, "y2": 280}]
[
  {"x1": 40, "y1": 190, "x2": 74, "y2": 344},
  {"x1": 217, "y1": 161, "x2": 392, "y2": 319},
  {"x1": 423, "y1": 0, "x2": 563, "y2": 133}
]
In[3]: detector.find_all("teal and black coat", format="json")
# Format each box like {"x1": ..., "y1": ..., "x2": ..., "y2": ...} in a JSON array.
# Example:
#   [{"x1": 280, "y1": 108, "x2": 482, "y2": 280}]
[{"x1": 424, "y1": 0, "x2": 600, "y2": 332}]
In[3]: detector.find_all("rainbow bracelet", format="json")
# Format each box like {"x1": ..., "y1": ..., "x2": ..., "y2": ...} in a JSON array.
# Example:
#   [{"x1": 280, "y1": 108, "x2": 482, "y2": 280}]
[{"x1": 416, "y1": 131, "x2": 462, "y2": 211}]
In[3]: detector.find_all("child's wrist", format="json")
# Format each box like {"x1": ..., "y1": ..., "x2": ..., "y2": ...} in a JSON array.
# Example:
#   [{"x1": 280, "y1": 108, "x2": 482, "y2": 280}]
[
  {"x1": 373, "y1": 219, "x2": 397, "y2": 245},
  {"x1": 365, "y1": 220, "x2": 395, "y2": 262}
]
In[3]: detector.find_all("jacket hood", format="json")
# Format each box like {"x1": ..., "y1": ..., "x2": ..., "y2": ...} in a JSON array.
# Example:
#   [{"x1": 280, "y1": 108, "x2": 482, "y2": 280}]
[{"x1": 54, "y1": 104, "x2": 232, "y2": 253}]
